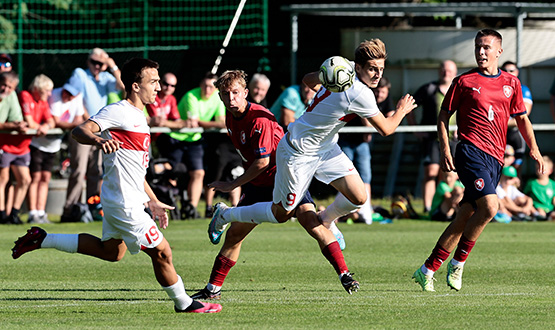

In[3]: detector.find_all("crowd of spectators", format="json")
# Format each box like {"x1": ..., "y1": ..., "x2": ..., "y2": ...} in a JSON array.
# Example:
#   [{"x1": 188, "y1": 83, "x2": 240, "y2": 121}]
[{"x1": 1, "y1": 50, "x2": 554, "y2": 224}]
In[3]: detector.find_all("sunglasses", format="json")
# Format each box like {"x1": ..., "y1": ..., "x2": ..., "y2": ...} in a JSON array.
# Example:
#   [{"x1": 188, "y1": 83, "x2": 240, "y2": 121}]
[
  {"x1": 162, "y1": 81, "x2": 176, "y2": 88},
  {"x1": 0, "y1": 62, "x2": 12, "y2": 68},
  {"x1": 89, "y1": 59, "x2": 104, "y2": 67}
]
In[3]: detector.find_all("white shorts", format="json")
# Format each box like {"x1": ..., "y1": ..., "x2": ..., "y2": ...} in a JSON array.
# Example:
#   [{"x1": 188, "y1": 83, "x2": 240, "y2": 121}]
[
  {"x1": 273, "y1": 138, "x2": 358, "y2": 211},
  {"x1": 102, "y1": 205, "x2": 164, "y2": 255}
]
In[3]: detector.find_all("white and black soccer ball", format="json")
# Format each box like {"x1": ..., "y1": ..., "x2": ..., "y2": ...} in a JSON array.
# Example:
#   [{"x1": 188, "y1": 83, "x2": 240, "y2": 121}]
[{"x1": 318, "y1": 56, "x2": 355, "y2": 93}]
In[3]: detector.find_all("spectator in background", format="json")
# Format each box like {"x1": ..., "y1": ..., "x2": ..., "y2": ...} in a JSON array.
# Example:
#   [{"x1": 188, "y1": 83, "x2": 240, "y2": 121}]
[
  {"x1": 496, "y1": 165, "x2": 536, "y2": 222},
  {"x1": 247, "y1": 73, "x2": 271, "y2": 107},
  {"x1": 0, "y1": 71, "x2": 28, "y2": 224},
  {"x1": 408, "y1": 60, "x2": 458, "y2": 213},
  {"x1": 170, "y1": 72, "x2": 225, "y2": 219},
  {"x1": 504, "y1": 145, "x2": 515, "y2": 167},
  {"x1": 62, "y1": 47, "x2": 124, "y2": 222},
  {"x1": 0, "y1": 54, "x2": 13, "y2": 73},
  {"x1": 146, "y1": 72, "x2": 185, "y2": 140},
  {"x1": 524, "y1": 155, "x2": 555, "y2": 221},
  {"x1": 21, "y1": 74, "x2": 56, "y2": 224},
  {"x1": 430, "y1": 170, "x2": 464, "y2": 222},
  {"x1": 373, "y1": 76, "x2": 395, "y2": 117},
  {"x1": 501, "y1": 61, "x2": 533, "y2": 173},
  {"x1": 270, "y1": 82, "x2": 315, "y2": 129}
]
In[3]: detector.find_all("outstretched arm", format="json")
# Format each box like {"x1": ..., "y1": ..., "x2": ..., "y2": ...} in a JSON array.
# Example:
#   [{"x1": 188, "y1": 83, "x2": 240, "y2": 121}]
[
  {"x1": 367, "y1": 94, "x2": 417, "y2": 136},
  {"x1": 72, "y1": 120, "x2": 122, "y2": 154}
]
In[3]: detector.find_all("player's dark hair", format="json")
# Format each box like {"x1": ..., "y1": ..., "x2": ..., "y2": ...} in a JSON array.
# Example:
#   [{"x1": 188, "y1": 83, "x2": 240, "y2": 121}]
[
  {"x1": 354, "y1": 38, "x2": 387, "y2": 66},
  {"x1": 121, "y1": 58, "x2": 159, "y2": 94},
  {"x1": 216, "y1": 70, "x2": 247, "y2": 90},
  {"x1": 475, "y1": 29, "x2": 503, "y2": 44}
]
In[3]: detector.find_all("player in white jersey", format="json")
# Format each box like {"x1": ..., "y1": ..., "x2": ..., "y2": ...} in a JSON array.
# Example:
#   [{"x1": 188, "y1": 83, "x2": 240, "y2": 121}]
[
  {"x1": 209, "y1": 39, "x2": 417, "y2": 256},
  {"x1": 12, "y1": 58, "x2": 221, "y2": 314}
]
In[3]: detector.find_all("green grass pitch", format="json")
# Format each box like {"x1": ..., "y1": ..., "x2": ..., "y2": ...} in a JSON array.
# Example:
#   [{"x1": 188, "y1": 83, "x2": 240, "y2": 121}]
[{"x1": 1, "y1": 219, "x2": 554, "y2": 329}]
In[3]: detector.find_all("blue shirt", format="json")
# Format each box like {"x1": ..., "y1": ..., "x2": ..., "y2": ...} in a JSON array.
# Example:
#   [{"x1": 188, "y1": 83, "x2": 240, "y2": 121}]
[
  {"x1": 68, "y1": 68, "x2": 118, "y2": 116},
  {"x1": 270, "y1": 85, "x2": 307, "y2": 123}
]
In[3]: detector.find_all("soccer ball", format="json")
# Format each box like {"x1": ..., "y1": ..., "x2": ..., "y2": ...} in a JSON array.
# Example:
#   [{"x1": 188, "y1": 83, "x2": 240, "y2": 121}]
[{"x1": 318, "y1": 56, "x2": 355, "y2": 93}]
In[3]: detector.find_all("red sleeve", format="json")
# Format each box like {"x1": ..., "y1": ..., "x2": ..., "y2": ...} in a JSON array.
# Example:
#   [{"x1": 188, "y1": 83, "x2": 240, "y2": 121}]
[
  {"x1": 251, "y1": 119, "x2": 274, "y2": 159},
  {"x1": 510, "y1": 77, "x2": 527, "y2": 117},
  {"x1": 167, "y1": 96, "x2": 180, "y2": 120},
  {"x1": 18, "y1": 91, "x2": 34, "y2": 116},
  {"x1": 441, "y1": 76, "x2": 461, "y2": 115}
]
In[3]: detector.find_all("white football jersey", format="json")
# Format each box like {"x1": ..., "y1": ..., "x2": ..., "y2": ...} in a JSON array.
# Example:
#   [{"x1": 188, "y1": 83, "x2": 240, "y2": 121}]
[
  {"x1": 90, "y1": 100, "x2": 151, "y2": 208},
  {"x1": 287, "y1": 76, "x2": 379, "y2": 156}
]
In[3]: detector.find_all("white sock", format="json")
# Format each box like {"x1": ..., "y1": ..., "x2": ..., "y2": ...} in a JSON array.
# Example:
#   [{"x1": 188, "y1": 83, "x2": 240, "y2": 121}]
[
  {"x1": 41, "y1": 233, "x2": 79, "y2": 253},
  {"x1": 206, "y1": 283, "x2": 222, "y2": 293},
  {"x1": 421, "y1": 264, "x2": 434, "y2": 276},
  {"x1": 225, "y1": 202, "x2": 278, "y2": 224},
  {"x1": 450, "y1": 259, "x2": 465, "y2": 267},
  {"x1": 358, "y1": 187, "x2": 373, "y2": 224},
  {"x1": 320, "y1": 193, "x2": 362, "y2": 225},
  {"x1": 162, "y1": 275, "x2": 193, "y2": 310},
  {"x1": 38, "y1": 210, "x2": 46, "y2": 216},
  {"x1": 29, "y1": 210, "x2": 38, "y2": 216}
]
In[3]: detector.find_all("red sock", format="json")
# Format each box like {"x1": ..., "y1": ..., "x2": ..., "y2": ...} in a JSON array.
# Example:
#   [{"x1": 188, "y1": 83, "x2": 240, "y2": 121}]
[
  {"x1": 208, "y1": 254, "x2": 237, "y2": 286},
  {"x1": 322, "y1": 241, "x2": 349, "y2": 275},
  {"x1": 453, "y1": 235, "x2": 476, "y2": 263},
  {"x1": 424, "y1": 243, "x2": 451, "y2": 272}
]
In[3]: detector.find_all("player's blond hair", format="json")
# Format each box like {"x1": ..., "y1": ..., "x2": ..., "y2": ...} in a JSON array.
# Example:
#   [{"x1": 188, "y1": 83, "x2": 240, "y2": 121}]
[
  {"x1": 216, "y1": 70, "x2": 247, "y2": 90},
  {"x1": 29, "y1": 74, "x2": 54, "y2": 93},
  {"x1": 354, "y1": 39, "x2": 387, "y2": 66}
]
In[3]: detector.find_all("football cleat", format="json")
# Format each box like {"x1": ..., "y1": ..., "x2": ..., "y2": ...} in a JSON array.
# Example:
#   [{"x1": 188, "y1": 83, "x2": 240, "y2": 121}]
[
  {"x1": 12, "y1": 227, "x2": 47, "y2": 259},
  {"x1": 208, "y1": 202, "x2": 229, "y2": 245},
  {"x1": 190, "y1": 287, "x2": 222, "y2": 300},
  {"x1": 340, "y1": 272, "x2": 359, "y2": 294},
  {"x1": 447, "y1": 262, "x2": 464, "y2": 291},
  {"x1": 412, "y1": 267, "x2": 436, "y2": 292},
  {"x1": 174, "y1": 300, "x2": 222, "y2": 313},
  {"x1": 329, "y1": 221, "x2": 346, "y2": 250}
]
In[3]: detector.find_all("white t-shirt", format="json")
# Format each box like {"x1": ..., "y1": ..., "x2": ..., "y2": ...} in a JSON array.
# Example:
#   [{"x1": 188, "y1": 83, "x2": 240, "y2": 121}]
[
  {"x1": 90, "y1": 100, "x2": 151, "y2": 209},
  {"x1": 496, "y1": 184, "x2": 525, "y2": 200},
  {"x1": 31, "y1": 88, "x2": 85, "y2": 153},
  {"x1": 287, "y1": 76, "x2": 379, "y2": 156}
]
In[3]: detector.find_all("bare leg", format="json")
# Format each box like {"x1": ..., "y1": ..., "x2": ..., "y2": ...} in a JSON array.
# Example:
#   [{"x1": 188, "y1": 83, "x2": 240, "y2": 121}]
[
  {"x1": 144, "y1": 238, "x2": 178, "y2": 287},
  {"x1": 37, "y1": 171, "x2": 51, "y2": 211},
  {"x1": 188, "y1": 169, "x2": 204, "y2": 208},
  {"x1": 10, "y1": 165, "x2": 32, "y2": 210},
  {"x1": 28, "y1": 171, "x2": 41, "y2": 211}
]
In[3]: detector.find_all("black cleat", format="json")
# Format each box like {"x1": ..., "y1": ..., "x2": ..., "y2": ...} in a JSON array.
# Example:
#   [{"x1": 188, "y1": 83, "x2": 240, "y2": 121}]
[
  {"x1": 12, "y1": 227, "x2": 47, "y2": 259},
  {"x1": 190, "y1": 287, "x2": 222, "y2": 300},
  {"x1": 340, "y1": 272, "x2": 359, "y2": 294}
]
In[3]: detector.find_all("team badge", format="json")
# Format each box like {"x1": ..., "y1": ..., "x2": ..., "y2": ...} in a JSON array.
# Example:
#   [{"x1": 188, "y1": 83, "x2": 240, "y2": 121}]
[
  {"x1": 503, "y1": 85, "x2": 513, "y2": 98},
  {"x1": 240, "y1": 131, "x2": 246, "y2": 144},
  {"x1": 474, "y1": 178, "x2": 485, "y2": 191}
]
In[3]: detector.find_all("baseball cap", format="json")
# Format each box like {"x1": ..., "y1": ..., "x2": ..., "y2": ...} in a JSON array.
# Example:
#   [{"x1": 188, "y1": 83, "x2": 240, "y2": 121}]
[
  {"x1": 0, "y1": 53, "x2": 12, "y2": 63},
  {"x1": 502, "y1": 166, "x2": 518, "y2": 178},
  {"x1": 62, "y1": 83, "x2": 80, "y2": 96}
]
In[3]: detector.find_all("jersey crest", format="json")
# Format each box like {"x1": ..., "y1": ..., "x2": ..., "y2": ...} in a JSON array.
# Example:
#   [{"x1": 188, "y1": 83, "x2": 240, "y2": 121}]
[
  {"x1": 240, "y1": 131, "x2": 246, "y2": 144},
  {"x1": 474, "y1": 178, "x2": 485, "y2": 191},
  {"x1": 503, "y1": 85, "x2": 513, "y2": 98}
]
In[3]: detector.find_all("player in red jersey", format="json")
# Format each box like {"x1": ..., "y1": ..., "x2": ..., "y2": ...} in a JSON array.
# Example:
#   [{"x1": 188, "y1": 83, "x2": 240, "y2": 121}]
[
  {"x1": 412, "y1": 29, "x2": 544, "y2": 292},
  {"x1": 192, "y1": 70, "x2": 358, "y2": 300}
]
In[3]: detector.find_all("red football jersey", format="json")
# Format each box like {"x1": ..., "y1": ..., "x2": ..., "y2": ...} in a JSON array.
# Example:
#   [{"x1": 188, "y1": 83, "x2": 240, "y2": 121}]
[
  {"x1": 226, "y1": 102, "x2": 284, "y2": 187},
  {"x1": 442, "y1": 69, "x2": 526, "y2": 164}
]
